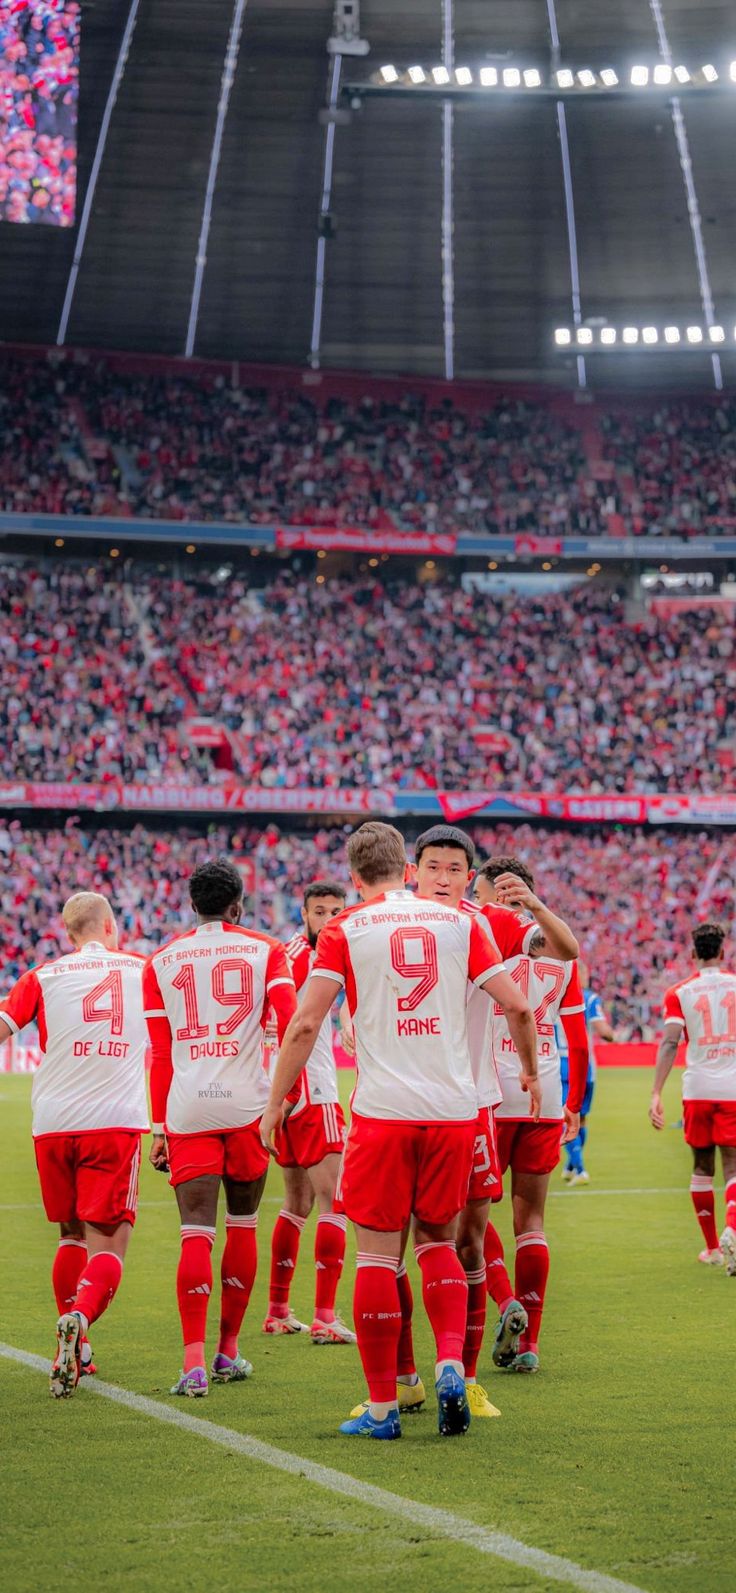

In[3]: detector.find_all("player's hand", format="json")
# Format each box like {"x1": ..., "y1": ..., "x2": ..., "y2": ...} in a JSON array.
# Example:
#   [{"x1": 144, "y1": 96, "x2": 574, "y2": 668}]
[
  {"x1": 149, "y1": 1134, "x2": 169, "y2": 1173},
  {"x1": 260, "y1": 1100, "x2": 284, "y2": 1156},
  {"x1": 562, "y1": 1106, "x2": 580, "y2": 1144},
  {"x1": 494, "y1": 872, "x2": 542, "y2": 913},
  {"x1": 648, "y1": 1092, "x2": 665, "y2": 1130},
  {"x1": 339, "y1": 1008, "x2": 356, "y2": 1057},
  {"x1": 520, "y1": 1072, "x2": 542, "y2": 1121}
]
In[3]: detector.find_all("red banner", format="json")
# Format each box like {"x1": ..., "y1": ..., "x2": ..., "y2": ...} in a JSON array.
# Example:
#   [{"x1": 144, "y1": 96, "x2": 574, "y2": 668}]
[
  {"x1": 275, "y1": 526, "x2": 457, "y2": 556},
  {"x1": 514, "y1": 534, "x2": 564, "y2": 556}
]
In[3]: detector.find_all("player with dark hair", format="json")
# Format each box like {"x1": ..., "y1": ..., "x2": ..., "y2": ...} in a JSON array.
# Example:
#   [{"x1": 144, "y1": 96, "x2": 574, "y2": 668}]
[
  {"x1": 144, "y1": 858, "x2": 297, "y2": 1396},
  {"x1": 264, "y1": 880, "x2": 355, "y2": 1345},
  {"x1": 651, "y1": 921, "x2": 736, "y2": 1271}
]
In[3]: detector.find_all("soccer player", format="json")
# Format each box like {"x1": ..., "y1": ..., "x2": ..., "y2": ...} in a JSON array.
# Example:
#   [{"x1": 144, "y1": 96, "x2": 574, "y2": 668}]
[
  {"x1": 413, "y1": 828, "x2": 579, "y2": 1410},
  {"x1": 0, "y1": 891, "x2": 149, "y2": 1399},
  {"x1": 143, "y1": 859, "x2": 297, "y2": 1397},
  {"x1": 650, "y1": 921, "x2": 736, "y2": 1272},
  {"x1": 264, "y1": 880, "x2": 355, "y2": 1345},
  {"x1": 560, "y1": 960, "x2": 614, "y2": 1185},
  {"x1": 261, "y1": 821, "x2": 539, "y2": 1440}
]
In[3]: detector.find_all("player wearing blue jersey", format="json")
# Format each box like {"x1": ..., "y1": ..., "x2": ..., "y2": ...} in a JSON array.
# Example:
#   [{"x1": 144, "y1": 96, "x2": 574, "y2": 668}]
[{"x1": 559, "y1": 962, "x2": 613, "y2": 1185}]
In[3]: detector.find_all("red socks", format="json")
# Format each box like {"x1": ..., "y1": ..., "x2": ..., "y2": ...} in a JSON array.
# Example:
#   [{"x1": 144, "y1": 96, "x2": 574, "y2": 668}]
[
  {"x1": 53, "y1": 1238, "x2": 87, "y2": 1313},
  {"x1": 218, "y1": 1214, "x2": 258, "y2": 1359},
  {"x1": 354, "y1": 1253, "x2": 402, "y2": 1402},
  {"x1": 515, "y1": 1231, "x2": 550, "y2": 1354},
  {"x1": 268, "y1": 1210, "x2": 306, "y2": 1318},
  {"x1": 484, "y1": 1222, "x2": 515, "y2": 1313},
  {"x1": 415, "y1": 1241, "x2": 468, "y2": 1365},
  {"x1": 690, "y1": 1175, "x2": 719, "y2": 1250},
  {"x1": 396, "y1": 1264, "x2": 417, "y2": 1376},
  {"x1": 462, "y1": 1264, "x2": 487, "y2": 1379},
  {"x1": 73, "y1": 1250, "x2": 123, "y2": 1330},
  {"x1": 314, "y1": 1214, "x2": 347, "y2": 1323},
  {"x1": 177, "y1": 1224, "x2": 215, "y2": 1371},
  {"x1": 725, "y1": 1178, "x2": 736, "y2": 1234}
]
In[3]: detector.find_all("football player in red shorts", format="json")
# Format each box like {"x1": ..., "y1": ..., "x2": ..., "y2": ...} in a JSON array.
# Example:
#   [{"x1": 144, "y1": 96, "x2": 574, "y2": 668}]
[
  {"x1": 261, "y1": 821, "x2": 538, "y2": 1440},
  {"x1": 264, "y1": 879, "x2": 355, "y2": 1345},
  {"x1": 474, "y1": 856, "x2": 588, "y2": 1373},
  {"x1": 651, "y1": 920, "x2": 736, "y2": 1272},
  {"x1": 143, "y1": 859, "x2": 296, "y2": 1397},
  {"x1": 0, "y1": 891, "x2": 149, "y2": 1398}
]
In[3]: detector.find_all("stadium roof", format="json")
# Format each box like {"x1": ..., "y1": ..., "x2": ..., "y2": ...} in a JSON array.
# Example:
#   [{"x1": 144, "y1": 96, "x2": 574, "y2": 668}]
[{"x1": 3, "y1": 0, "x2": 736, "y2": 389}]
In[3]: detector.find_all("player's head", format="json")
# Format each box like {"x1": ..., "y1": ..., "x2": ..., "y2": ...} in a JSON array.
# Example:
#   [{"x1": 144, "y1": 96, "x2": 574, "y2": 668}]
[
  {"x1": 302, "y1": 880, "x2": 347, "y2": 948},
  {"x1": 346, "y1": 822, "x2": 407, "y2": 897},
  {"x1": 189, "y1": 858, "x2": 243, "y2": 924},
  {"x1": 692, "y1": 921, "x2": 726, "y2": 966},
  {"x1": 474, "y1": 855, "x2": 534, "y2": 907},
  {"x1": 62, "y1": 892, "x2": 118, "y2": 951},
  {"x1": 413, "y1": 824, "x2": 475, "y2": 906}
]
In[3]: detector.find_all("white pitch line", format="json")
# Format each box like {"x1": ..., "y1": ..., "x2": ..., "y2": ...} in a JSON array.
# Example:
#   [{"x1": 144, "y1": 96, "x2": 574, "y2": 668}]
[{"x1": 0, "y1": 1342, "x2": 647, "y2": 1593}]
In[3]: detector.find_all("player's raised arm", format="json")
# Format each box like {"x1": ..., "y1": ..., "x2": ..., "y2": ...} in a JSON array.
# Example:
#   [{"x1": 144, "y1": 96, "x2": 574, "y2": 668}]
[{"x1": 475, "y1": 856, "x2": 579, "y2": 961}]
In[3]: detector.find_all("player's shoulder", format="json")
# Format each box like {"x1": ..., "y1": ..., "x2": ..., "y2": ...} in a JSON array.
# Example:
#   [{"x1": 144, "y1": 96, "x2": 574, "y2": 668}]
[
  {"x1": 665, "y1": 972, "x2": 699, "y2": 1000},
  {"x1": 285, "y1": 931, "x2": 310, "y2": 957}
]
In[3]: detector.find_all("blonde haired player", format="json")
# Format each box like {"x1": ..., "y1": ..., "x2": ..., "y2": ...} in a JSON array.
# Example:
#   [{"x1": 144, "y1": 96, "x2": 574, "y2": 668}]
[{"x1": 0, "y1": 892, "x2": 149, "y2": 1398}]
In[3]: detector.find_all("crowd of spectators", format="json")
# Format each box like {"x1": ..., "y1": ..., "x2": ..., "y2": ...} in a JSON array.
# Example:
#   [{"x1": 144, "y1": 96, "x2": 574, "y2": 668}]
[
  {"x1": 0, "y1": 3, "x2": 78, "y2": 228},
  {"x1": 2, "y1": 351, "x2": 734, "y2": 538},
  {"x1": 3, "y1": 556, "x2": 735, "y2": 793},
  {"x1": 1, "y1": 818, "x2": 732, "y2": 1038}
]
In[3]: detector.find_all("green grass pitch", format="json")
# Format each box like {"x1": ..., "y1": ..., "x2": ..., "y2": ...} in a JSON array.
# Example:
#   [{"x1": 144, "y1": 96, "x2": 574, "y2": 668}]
[{"x1": 0, "y1": 1069, "x2": 731, "y2": 1593}]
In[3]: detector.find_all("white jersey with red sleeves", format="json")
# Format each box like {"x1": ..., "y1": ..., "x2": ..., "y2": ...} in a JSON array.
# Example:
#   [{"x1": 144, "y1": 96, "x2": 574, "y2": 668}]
[
  {"x1": 0, "y1": 942, "x2": 149, "y2": 1138},
  {"x1": 143, "y1": 921, "x2": 295, "y2": 1133},
  {"x1": 663, "y1": 967, "x2": 736, "y2": 1101},
  {"x1": 285, "y1": 933, "x2": 339, "y2": 1113},
  {"x1": 312, "y1": 888, "x2": 504, "y2": 1123},
  {"x1": 459, "y1": 899, "x2": 539, "y2": 1109},
  {"x1": 494, "y1": 955, "x2": 583, "y2": 1121}
]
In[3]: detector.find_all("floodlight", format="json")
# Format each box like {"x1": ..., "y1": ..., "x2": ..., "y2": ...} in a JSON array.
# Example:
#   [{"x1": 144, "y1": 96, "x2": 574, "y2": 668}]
[
  {"x1": 577, "y1": 70, "x2": 596, "y2": 88},
  {"x1": 431, "y1": 65, "x2": 450, "y2": 85},
  {"x1": 480, "y1": 67, "x2": 498, "y2": 87},
  {"x1": 600, "y1": 69, "x2": 618, "y2": 87},
  {"x1": 600, "y1": 327, "x2": 617, "y2": 345},
  {"x1": 622, "y1": 327, "x2": 639, "y2": 344},
  {"x1": 556, "y1": 69, "x2": 574, "y2": 88},
  {"x1": 686, "y1": 325, "x2": 703, "y2": 343},
  {"x1": 664, "y1": 326, "x2": 680, "y2": 343},
  {"x1": 407, "y1": 65, "x2": 426, "y2": 83},
  {"x1": 709, "y1": 325, "x2": 725, "y2": 343},
  {"x1": 642, "y1": 326, "x2": 658, "y2": 344},
  {"x1": 702, "y1": 65, "x2": 718, "y2": 82},
  {"x1": 554, "y1": 328, "x2": 572, "y2": 346},
  {"x1": 503, "y1": 68, "x2": 521, "y2": 87},
  {"x1": 455, "y1": 66, "x2": 473, "y2": 86},
  {"x1": 674, "y1": 66, "x2": 690, "y2": 84},
  {"x1": 523, "y1": 68, "x2": 542, "y2": 88},
  {"x1": 653, "y1": 65, "x2": 672, "y2": 85},
  {"x1": 576, "y1": 328, "x2": 593, "y2": 345},
  {"x1": 380, "y1": 64, "x2": 398, "y2": 83},
  {"x1": 630, "y1": 66, "x2": 649, "y2": 86}
]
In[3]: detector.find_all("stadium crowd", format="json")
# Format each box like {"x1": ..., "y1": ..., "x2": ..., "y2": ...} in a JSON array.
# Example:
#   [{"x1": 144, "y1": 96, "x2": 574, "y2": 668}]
[
  {"x1": 0, "y1": 818, "x2": 732, "y2": 1040},
  {"x1": 0, "y1": 2, "x2": 79, "y2": 228},
  {"x1": 3, "y1": 556, "x2": 734, "y2": 793},
  {"x1": 1, "y1": 352, "x2": 735, "y2": 536}
]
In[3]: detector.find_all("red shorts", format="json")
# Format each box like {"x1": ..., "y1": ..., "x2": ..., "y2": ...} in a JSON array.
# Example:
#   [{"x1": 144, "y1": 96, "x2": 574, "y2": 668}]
[
  {"x1": 338, "y1": 1115, "x2": 476, "y2": 1232},
  {"x1": 683, "y1": 1099, "x2": 736, "y2": 1148},
  {"x1": 466, "y1": 1105, "x2": 503, "y2": 1205},
  {"x1": 34, "y1": 1130, "x2": 142, "y2": 1227},
  {"x1": 496, "y1": 1118, "x2": 563, "y2": 1178},
  {"x1": 276, "y1": 1101, "x2": 346, "y2": 1169},
  {"x1": 166, "y1": 1121, "x2": 269, "y2": 1188}
]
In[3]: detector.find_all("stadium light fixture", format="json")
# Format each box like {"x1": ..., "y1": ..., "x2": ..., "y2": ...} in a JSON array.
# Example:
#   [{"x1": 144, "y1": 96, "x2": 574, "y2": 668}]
[
  {"x1": 407, "y1": 65, "x2": 426, "y2": 83},
  {"x1": 455, "y1": 66, "x2": 473, "y2": 85},
  {"x1": 380, "y1": 64, "x2": 398, "y2": 83},
  {"x1": 556, "y1": 68, "x2": 574, "y2": 88},
  {"x1": 480, "y1": 66, "x2": 498, "y2": 86},
  {"x1": 503, "y1": 67, "x2": 521, "y2": 87},
  {"x1": 674, "y1": 66, "x2": 691, "y2": 84},
  {"x1": 600, "y1": 327, "x2": 617, "y2": 344},
  {"x1": 702, "y1": 64, "x2": 718, "y2": 82},
  {"x1": 523, "y1": 68, "x2": 542, "y2": 87},
  {"x1": 686, "y1": 325, "x2": 703, "y2": 343},
  {"x1": 642, "y1": 326, "x2": 658, "y2": 344},
  {"x1": 653, "y1": 64, "x2": 672, "y2": 85},
  {"x1": 600, "y1": 69, "x2": 619, "y2": 87},
  {"x1": 709, "y1": 325, "x2": 725, "y2": 343},
  {"x1": 622, "y1": 327, "x2": 639, "y2": 343},
  {"x1": 577, "y1": 69, "x2": 596, "y2": 88},
  {"x1": 576, "y1": 327, "x2": 593, "y2": 345},
  {"x1": 431, "y1": 64, "x2": 450, "y2": 84},
  {"x1": 631, "y1": 66, "x2": 649, "y2": 86},
  {"x1": 554, "y1": 327, "x2": 572, "y2": 345},
  {"x1": 664, "y1": 326, "x2": 681, "y2": 343}
]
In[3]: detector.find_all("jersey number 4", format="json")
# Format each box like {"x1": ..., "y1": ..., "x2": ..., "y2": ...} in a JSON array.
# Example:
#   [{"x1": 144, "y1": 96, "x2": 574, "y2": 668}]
[
  {"x1": 82, "y1": 970, "x2": 124, "y2": 1035},
  {"x1": 172, "y1": 960, "x2": 255, "y2": 1041}
]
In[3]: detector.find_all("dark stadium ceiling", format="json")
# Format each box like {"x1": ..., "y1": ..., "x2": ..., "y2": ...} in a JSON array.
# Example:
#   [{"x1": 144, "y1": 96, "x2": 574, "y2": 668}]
[{"x1": 2, "y1": 0, "x2": 736, "y2": 389}]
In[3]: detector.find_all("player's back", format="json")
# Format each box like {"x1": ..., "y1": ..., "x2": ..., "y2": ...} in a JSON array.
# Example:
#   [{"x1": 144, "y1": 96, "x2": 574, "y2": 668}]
[
  {"x1": 314, "y1": 887, "x2": 499, "y2": 1122},
  {"x1": 494, "y1": 954, "x2": 582, "y2": 1120},
  {"x1": 667, "y1": 967, "x2": 736, "y2": 1100},
  {"x1": 1, "y1": 943, "x2": 149, "y2": 1136},
  {"x1": 145, "y1": 921, "x2": 293, "y2": 1132}
]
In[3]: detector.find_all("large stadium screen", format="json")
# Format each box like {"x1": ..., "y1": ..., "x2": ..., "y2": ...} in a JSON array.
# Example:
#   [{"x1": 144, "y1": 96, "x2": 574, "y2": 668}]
[{"x1": 0, "y1": 0, "x2": 79, "y2": 227}]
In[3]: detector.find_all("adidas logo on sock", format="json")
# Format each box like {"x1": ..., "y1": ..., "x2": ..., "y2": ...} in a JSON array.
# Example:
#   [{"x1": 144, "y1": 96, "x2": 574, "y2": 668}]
[
  {"x1": 187, "y1": 1284, "x2": 211, "y2": 1296},
  {"x1": 223, "y1": 1276, "x2": 245, "y2": 1289}
]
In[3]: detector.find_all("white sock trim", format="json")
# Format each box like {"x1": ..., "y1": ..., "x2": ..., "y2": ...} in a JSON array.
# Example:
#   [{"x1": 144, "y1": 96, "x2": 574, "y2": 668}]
[
  {"x1": 58, "y1": 1238, "x2": 87, "y2": 1250},
  {"x1": 278, "y1": 1210, "x2": 308, "y2": 1231},
  {"x1": 225, "y1": 1213, "x2": 258, "y2": 1229}
]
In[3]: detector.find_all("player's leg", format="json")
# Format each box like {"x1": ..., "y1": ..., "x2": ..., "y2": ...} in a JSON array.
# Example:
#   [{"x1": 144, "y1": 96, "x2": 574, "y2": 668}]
[
  {"x1": 338, "y1": 1118, "x2": 411, "y2": 1438},
  {"x1": 308, "y1": 1151, "x2": 354, "y2": 1341},
  {"x1": 413, "y1": 1119, "x2": 477, "y2": 1435},
  {"x1": 559, "y1": 1058, "x2": 577, "y2": 1178},
  {"x1": 508, "y1": 1169, "x2": 550, "y2": 1372},
  {"x1": 171, "y1": 1170, "x2": 220, "y2": 1395},
  {"x1": 456, "y1": 1198, "x2": 500, "y2": 1418},
  {"x1": 213, "y1": 1166, "x2": 268, "y2": 1381},
  {"x1": 486, "y1": 1119, "x2": 529, "y2": 1369},
  {"x1": 688, "y1": 1136, "x2": 721, "y2": 1263},
  {"x1": 54, "y1": 1221, "x2": 87, "y2": 1314},
  {"x1": 718, "y1": 1139, "x2": 736, "y2": 1273},
  {"x1": 347, "y1": 1222, "x2": 425, "y2": 1419},
  {"x1": 264, "y1": 1164, "x2": 313, "y2": 1333}
]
